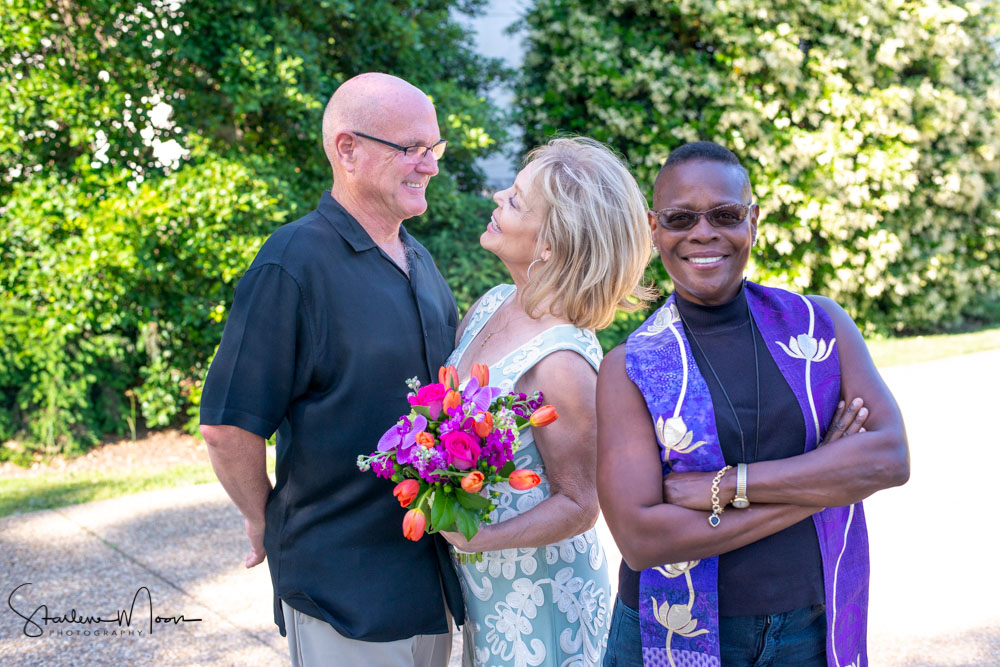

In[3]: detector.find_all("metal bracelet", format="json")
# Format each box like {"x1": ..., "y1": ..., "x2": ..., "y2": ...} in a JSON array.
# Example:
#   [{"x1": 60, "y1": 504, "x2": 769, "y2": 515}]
[{"x1": 708, "y1": 465, "x2": 733, "y2": 528}]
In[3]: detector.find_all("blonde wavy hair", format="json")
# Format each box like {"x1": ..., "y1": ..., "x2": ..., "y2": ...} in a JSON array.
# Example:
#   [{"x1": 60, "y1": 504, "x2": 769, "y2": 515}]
[{"x1": 520, "y1": 137, "x2": 657, "y2": 330}]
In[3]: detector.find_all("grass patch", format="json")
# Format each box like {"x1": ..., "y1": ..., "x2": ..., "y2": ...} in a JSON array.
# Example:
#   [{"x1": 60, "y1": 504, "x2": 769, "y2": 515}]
[
  {"x1": 0, "y1": 464, "x2": 218, "y2": 517},
  {"x1": 0, "y1": 453, "x2": 276, "y2": 518},
  {"x1": 867, "y1": 326, "x2": 1000, "y2": 368}
]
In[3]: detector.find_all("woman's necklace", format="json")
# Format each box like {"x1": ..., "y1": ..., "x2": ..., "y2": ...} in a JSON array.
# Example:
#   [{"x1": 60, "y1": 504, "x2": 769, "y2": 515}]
[
  {"x1": 479, "y1": 302, "x2": 519, "y2": 348},
  {"x1": 677, "y1": 296, "x2": 761, "y2": 464}
]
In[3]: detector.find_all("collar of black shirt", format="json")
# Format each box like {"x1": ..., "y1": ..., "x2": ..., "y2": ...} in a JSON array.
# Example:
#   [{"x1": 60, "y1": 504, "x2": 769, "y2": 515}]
[{"x1": 317, "y1": 191, "x2": 424, "y2": 258}]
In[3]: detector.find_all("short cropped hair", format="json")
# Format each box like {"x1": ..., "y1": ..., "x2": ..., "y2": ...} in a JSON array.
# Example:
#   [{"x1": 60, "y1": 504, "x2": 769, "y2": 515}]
[
  {"x1": 664, "y1": 141, "x2": 741, "y2": 168},
  {"x1": 658, "y1": 141, "x2": 752, "y2": 200},
  {"x1": 520, "y1": 137, "x2": 657, "y2": 331}
]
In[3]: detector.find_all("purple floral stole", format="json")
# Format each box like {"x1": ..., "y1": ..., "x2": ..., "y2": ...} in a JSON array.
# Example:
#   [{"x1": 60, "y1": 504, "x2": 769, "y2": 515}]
[{"x1": 625, "y1": 282, "x2": 869, "y2": 667}]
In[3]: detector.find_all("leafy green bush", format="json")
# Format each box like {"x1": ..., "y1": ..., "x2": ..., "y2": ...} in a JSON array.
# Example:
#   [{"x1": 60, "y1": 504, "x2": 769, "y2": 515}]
[
  {"x1": 517, "y1": 0, "x2": 1000, "y2": 335},
  {"x1": 0, "y1": 151, "x2": 286, "y2": 453},
  {"x1": 1, "y1": 0, "x2": 506, "y2": 454}
]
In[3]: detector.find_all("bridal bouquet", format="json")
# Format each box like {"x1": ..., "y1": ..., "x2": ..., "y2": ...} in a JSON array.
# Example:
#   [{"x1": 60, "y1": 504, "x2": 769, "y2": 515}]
[{"x1": 357, "y1": 364, "x2": 556, "y2": 544}]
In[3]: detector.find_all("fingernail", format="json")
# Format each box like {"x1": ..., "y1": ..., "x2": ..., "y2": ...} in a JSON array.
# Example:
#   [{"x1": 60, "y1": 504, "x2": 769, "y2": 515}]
[
  {"x1": 852, "y1": 398, "x2": 862, "y2": 407},
  {"x1": 838, "y1": 401, "x2": 845, "y2": 409},
  {"x1": 859, "y1": 408, "x2": 868, "y2": 417}
]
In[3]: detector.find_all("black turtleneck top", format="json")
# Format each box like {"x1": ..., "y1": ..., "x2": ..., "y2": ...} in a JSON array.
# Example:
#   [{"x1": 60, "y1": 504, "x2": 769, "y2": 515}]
[{"x1": 618, "y1": 284, "x2": 825, "y2": 616}]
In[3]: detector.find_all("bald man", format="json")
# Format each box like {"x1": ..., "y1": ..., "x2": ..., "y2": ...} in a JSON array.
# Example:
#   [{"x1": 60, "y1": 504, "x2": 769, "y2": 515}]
[{"x1": 200, "y1": 73, "x2": 463, "y2": 666}]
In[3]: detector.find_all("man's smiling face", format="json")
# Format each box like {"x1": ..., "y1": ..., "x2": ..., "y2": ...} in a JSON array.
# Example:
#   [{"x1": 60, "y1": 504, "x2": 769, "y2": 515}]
[{"x1": 355, "y1": 96, "x2": 441, "y2": 224}]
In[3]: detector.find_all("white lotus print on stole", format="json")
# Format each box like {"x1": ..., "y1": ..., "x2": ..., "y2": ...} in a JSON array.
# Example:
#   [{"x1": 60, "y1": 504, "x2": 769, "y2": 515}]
[
  {"x1": 654, "y1": 416, "x2": 707, "y2": 459},
  {"x1": 653, "y1": 561, "x2": 699, "y2": 579},
  {"x1": 777, "y1": 333, "x2": 836, "y2": 362},
  {"x1": 637, "y1": 303, "x2": 681, "y2": 337},
  {"x1": 650, "y1": 560, "x2": 708, "y2": 667},
  {"x1": 651, "y1": 597, "x2": 708, "y2": 639}
]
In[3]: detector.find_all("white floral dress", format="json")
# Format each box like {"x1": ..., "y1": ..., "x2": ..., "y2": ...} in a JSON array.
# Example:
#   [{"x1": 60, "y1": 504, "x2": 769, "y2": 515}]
[{"x1": 446, "y1": 284, "x2": 612, "y2": 667}]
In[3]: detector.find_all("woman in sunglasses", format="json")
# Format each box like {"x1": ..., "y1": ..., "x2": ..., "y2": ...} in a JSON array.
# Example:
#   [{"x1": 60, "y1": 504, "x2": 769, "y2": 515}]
[{"x1": 596, "y1": 142, "x2": 909, "y2": 666}]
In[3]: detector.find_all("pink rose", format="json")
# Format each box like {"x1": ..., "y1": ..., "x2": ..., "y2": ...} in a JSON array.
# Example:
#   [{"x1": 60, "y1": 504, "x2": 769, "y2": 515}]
[
  {"x1": 441, "y1": 431, "x2": 482, "y2": 470},
  {"x1": 408, "y1": 383, "x2": 448, "y2": 420}
]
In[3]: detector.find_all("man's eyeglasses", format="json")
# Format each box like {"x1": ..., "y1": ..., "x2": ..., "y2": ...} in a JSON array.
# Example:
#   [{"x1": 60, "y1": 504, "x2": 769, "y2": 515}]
[
  {"x1": 652, "y1": 202, "x2": 754, "y2": 231},
  {"x1": 353, "y1": 131, "x2": 447, "y2": 163}
]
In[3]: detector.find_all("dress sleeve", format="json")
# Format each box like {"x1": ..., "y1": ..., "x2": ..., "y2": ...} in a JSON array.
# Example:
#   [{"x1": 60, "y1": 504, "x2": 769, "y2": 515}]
[
  {"x1": 199, "y1": 263, "x2": 314, "y2": 438},
  {"x1": 504, "y1": 326, "x2": 604, "y2": 390}
]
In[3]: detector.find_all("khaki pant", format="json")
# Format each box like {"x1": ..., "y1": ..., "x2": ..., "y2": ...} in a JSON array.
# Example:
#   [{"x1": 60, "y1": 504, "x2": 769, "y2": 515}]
[{"x1": 281, "y1": 600, "x2": 452, "y2": 667}]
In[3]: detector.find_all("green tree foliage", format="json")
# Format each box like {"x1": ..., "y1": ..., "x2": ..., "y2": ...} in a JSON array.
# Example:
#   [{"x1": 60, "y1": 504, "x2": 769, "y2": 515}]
[
  {"x1": 1, "y1": 0, "x2": 506, "y2": 454},
  {"x1": 517, "y1": 0, "x2": 1000, "y2": 340}
]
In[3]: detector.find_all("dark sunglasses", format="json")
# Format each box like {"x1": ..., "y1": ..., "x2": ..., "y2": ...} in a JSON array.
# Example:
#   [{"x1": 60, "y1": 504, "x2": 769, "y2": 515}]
[
  {"x1": 653, "y1": 202, "x2": 753, "y2": 231},
  {"x1": 353, "y1": 131, "x2": 447, "y2": 163}
]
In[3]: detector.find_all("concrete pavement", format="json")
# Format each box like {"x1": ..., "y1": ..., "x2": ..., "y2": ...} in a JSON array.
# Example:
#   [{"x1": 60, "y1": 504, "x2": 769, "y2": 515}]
[
  {"x1": 0, "y1": 483, "x2": 284, "y2": 665},
  {"x1": 864, "y1": 349, "x2": 1000, "y2": 665},
  {"x1": 2, "y1": 349, "x2": 998, "y2": 665}
]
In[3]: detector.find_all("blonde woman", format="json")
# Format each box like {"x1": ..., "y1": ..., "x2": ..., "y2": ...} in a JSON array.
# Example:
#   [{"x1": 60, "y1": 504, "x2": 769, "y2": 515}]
[{"x1": 441, "y1": 137, "x2": 655, "y2": 666}]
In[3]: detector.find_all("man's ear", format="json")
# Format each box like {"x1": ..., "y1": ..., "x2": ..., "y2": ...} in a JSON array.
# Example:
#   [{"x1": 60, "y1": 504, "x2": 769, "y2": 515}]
[{"x1": 333, "y1": 131, "x2": 359, "y2": 174}]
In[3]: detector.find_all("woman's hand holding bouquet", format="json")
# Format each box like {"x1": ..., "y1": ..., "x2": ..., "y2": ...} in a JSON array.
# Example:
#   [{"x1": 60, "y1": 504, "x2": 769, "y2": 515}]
[{"x1": 357, "y1": 364, "x2": 556, "y2": 552}]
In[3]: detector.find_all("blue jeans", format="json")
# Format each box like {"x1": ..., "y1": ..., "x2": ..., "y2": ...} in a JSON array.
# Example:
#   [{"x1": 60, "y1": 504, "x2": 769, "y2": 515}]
[
  {"x1": 603, "y1": 597, "x2": 827, "y2": 667},
  {"x1": 720, "y1": 603, "x2": 827, "y2": 667},
  {"x1": 603, "y1": 597, "x2": 643, "y2": 667}
]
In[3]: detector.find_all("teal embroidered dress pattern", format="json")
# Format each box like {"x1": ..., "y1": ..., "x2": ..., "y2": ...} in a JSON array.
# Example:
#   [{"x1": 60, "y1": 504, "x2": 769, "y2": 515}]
[{"x1": 447, "y1": 285, "x2": 612, "y2": 667}]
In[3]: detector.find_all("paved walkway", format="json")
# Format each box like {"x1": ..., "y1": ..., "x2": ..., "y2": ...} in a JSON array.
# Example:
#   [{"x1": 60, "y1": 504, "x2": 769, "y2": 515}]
[{"x1": 1, "y1": 349, "x2": 998, "y2": 665}]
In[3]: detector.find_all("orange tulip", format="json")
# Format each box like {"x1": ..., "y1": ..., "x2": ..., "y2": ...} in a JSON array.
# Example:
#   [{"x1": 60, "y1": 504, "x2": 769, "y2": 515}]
[
  {"x1": 509, "y1": 469, "x2": 541, "y2": 490},
  {"x1": 393, "y1": 479, "x2": 420, "y2": 507},
  {"x1": 442, "y1": 389, "x2": 462, "y2": 415},
  {"x1": 470, "y1": 363, "x2": 490, "y2": 388},
  {"x1": 529, "y1": 405, "x2": 558, "y2": 428},
  {"x1": 461, "y1": 470, "x2": 485, "y2": 493},
  {"x1": 473, "y1": 411, "x2": 494, "y2": 438},
  {"x1": 415, "y1": 431, "x2": 436, "y2": 449},
  {"x1": 438, "y1": 365, "x2": 459, "y2": 390},
  {"x1": 402, "y1": 508, "x2": 426, "y2": 541}
]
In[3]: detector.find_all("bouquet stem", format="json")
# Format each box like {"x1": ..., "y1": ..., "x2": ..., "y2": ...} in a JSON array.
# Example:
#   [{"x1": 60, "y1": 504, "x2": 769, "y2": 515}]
[{"x1": 453, "y1": 549, "x2": 484, "y2": 564}]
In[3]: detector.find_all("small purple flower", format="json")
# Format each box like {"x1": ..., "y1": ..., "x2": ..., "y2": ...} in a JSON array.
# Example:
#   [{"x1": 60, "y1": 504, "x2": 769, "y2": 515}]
[
  {"x1": 438, "y1": 411, "x2": 467, "y2": 437},
  {"x1": 371, "y1": 457, "x2": 396, "y2": 479},
  {"x1": 483, "y1": 431, "x2": 506, "y2": 467}
]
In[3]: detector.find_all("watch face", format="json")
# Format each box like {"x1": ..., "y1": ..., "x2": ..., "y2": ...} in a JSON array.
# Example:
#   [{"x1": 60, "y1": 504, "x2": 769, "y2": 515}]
[{"x1": 732, "y1": 498, "x2": 750, "y2": 509}]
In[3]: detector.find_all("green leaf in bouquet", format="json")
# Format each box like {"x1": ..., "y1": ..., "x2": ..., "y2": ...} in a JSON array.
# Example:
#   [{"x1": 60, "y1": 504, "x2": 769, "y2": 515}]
[
  {"x1": 455, "y1": 488, "x2": 490, "y2": 510},
  {"x1": 430, "y1": 491, "x2": 458, "y2": 533},
  {"x1": 498, "y1": 460, "x2": 515, "y2": 477},
  {"x1": 455, "y1": 505, "x2": 480, "y2": 541},
  {"x1": 410, "y1": 405, "x2": 431, "y2": 419}
]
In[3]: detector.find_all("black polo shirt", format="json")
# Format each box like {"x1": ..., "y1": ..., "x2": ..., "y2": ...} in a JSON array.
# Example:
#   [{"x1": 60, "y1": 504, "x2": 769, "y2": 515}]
[{"x1": 200, "y1": 191, "x2": 464, "y2": 640}]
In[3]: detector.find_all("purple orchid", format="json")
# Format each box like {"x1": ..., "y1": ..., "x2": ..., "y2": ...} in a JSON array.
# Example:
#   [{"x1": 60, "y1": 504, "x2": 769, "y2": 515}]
[
  {"x1": 377, "y1": 414, "x2": 427, "y2": 453},
  {"x1": 461, "y1": 377, "x2": 503, "y2": 414}
]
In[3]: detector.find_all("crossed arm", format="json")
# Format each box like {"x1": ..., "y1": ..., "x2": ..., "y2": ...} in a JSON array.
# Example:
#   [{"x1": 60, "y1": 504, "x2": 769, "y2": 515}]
[{"x1": 596, "y1": 296, "x2": 909, "y2": 571}]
